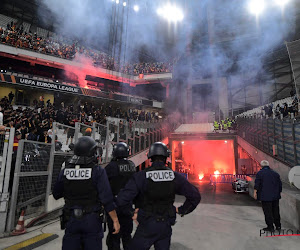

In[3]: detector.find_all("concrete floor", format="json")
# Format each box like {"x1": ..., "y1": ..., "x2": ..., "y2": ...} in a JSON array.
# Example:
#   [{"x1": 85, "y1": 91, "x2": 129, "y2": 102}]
[{"x1": 1, "y1": 180, "x2": 300, "y2": 250}]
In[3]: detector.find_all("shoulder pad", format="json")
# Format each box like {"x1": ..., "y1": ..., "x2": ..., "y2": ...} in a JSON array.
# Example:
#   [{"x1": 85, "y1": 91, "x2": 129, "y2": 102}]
[{"x1": 128, "y1": 160, "x2": 136, "y2": 168}]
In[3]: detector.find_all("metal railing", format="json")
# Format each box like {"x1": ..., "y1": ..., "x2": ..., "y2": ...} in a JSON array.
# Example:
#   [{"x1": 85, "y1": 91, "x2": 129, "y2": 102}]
[
  {"x1": 237, "y1": 117, "x2": 299, "y2": 166},
  {"x1": 7, "y1": 140, "x2": 54, "y2": 231},
  {"x1": 2, "y1": 118, "x2": 167, "y2": 233},
  {"x1": 0, "y1": 127, "x2": 14, "y2": 234},
  {"x1": 210, "y1": 174, "x2": 256, "y2": 185},
  {"x1": 52, "y1": 123, "x2": 76, "y2": 152}
]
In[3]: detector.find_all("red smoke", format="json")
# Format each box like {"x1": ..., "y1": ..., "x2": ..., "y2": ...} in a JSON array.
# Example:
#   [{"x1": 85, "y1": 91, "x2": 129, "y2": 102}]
[
  {"x1": 64, "y1": 54, "x2": 98, "y2": 88},
  {"x1": 64, "y1": 54, "x2": 134, "y2": 89},
  {"x1": 173, "y1": 140, "x2": 235, "y2": 176}
]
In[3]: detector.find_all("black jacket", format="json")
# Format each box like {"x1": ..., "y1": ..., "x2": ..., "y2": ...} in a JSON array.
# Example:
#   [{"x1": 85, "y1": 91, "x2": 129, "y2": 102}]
[{"x1": 254, "y1": 166, "x2": 282, "y2": 201}]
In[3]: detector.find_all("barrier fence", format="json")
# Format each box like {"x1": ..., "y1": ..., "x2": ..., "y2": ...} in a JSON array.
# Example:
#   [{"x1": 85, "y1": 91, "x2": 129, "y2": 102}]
[
  {"x1": 0, "y1": 127, "x2": 14, "y2": 234},
  {"x1": 1, "y1": 118, "x2": 167, "y2": 233},
  {"x1": 52, "y1": 123, "x2": 76, "y2": 153},
  {"x1": 237, "y1": 117, "x2": 299, "y2": 166},
  {"x1": 7, "y1": 140, "x2": 54, "y2": 232},
  {"x1": 210, "y1": 174, "x2": 256, "y2": 185}
]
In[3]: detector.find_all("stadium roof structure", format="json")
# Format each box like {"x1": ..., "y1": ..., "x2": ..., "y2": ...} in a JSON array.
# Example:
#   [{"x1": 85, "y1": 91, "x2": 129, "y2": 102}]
[
  {"x1": 0, "y1": 0, "x2": 54, "y2": 30},
  {"x1": 3, "y1": 0, "x2": 300, "y2": 105}
]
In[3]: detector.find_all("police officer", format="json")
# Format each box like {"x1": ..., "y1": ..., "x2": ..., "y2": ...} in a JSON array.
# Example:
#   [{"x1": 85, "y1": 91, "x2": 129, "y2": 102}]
[
  {"x1": 116, "y1": 142, "x2": 201, "y2": 250},
  {"x1": 105, "y1": 142, "x2": 136, "y2": 250},
  {"x1": 53, "y1": 136, "x2": 120, "y2": 250}
]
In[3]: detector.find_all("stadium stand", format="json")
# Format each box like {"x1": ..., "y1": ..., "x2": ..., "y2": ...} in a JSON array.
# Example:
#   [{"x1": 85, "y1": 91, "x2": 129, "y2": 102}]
[
  {"x1": 236, "y1": 96, "x2": 298, "y2": 119},
  {"x1": 0, "y1": 14, "x2": 17, "y2": 30},
  {"x1": 0, "y1": 92, "x2": 160, "y2": 134},
  {"x1": 0, "y1": 14, "x2": 174, "y2": 75},
  {"x1": 21, "y1": 22, "x2": 31, "y2": 34},
  {"x1": 36, "y1": 27, "x2": 49, "y2": 38}
]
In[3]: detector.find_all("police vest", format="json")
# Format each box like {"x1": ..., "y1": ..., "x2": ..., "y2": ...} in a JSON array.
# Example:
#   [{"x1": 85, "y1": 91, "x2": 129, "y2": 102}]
[
  {"x1": 143, "y1": 163, "x2": 176, "y2": 216},
  {"x1": 109, "y1": 159, "x2": 136, "y2": 196},
  {"x1": 63, "y1": 163, "x2": 99, "y2": 208}
]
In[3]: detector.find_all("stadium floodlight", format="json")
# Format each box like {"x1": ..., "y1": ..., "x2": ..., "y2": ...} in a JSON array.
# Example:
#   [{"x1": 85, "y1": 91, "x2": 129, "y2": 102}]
[
  {"x1": 123, "y1": 2, "x2": 126, "y2": 7},
  {"x1": 275, "y1": 0, "x2": 289, "y2": 7},
  {"x1": 248, "y1": 0, "x2": 265, "y2": 16},
  {"x1": 133, "y1": 5, "x2": 139, "y2": 12},
  {"x1": 156, "y1": 4, "x2": 184, "y2": 22},
  {"x1": 157, "y1": 8, "x2": 163, "y2": 16},
  {"x1": 116, "y1": 0, "x2": 119, "y2": 4}
]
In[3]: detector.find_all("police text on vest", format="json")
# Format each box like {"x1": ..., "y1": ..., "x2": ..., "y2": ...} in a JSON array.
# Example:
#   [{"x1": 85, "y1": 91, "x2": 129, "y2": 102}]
[
  {"x1": 146, "y1": 170, "x2": 175, "y2": 182},
  {"x1": 119, "y1": 164, "x2": 135, "y2": 172},
  {"x1": 64, "y1": 168, "x2": 92, "y2": 180}
]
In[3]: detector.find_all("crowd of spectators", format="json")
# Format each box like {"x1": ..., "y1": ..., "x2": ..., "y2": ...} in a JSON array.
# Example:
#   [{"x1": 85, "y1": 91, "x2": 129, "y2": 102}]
[
  {"x1": 238, "y1": 92, "x2": 299, "y2": 120},
  {"x1": 0, "y1": 22, "x2": 173, "y2": 75},
  {"x1": 262, "y1": 96, "x2": 298, "y2": 119},
  {"x1": 1, "y1": 23, "x2": 76, "y2": 59},
  {"x1": 0, "y1": 94, "x2": 160, "y2": 144}
]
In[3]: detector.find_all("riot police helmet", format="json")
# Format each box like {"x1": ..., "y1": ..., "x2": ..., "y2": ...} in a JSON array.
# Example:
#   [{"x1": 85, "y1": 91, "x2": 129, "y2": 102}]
[
  {"x1": 74, "y1": 136, "x2": 97, "y2": 157},
  {"x1": 148, "y1": 142, "x2": 170, "y2": 159},
  {"x1": 112, "y1": 142, "x2": 129, "y2": 159}
]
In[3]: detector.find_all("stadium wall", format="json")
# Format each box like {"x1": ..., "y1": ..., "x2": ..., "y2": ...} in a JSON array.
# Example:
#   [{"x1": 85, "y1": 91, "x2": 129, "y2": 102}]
[
  {"x1": 0, "y1": 85, "x2": 54, "y2": 105},
  {"x1": 30, "y1": 91, "x2": 54, "y2": 105},
  {"x1": 0, "y1": 85, "x2": 15, "y2": 99},
  {"x1": 237, "y1": 136, "x2": 290, "y2": 182}
]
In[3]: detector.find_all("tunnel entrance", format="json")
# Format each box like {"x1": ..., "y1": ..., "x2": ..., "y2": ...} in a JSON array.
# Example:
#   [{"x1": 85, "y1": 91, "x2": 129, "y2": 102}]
[{"x1": 172, "y1": 140, "x2": 236, "y2": 179}]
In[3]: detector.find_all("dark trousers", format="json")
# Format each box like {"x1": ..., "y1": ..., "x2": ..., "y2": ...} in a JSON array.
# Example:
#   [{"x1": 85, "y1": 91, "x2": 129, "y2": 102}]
[
  {"x1": 106, "y1": 210, "x2": 133, "y2": 250},
  {"x1": 130, "y1": 217, "x2": 172, "y2": 250},
  {"x1": 261, "y1": 200, "x2": 281, "y2": 229},
  {"x1": 63, "y1": 213, "x2": 103, "y2": 250}
]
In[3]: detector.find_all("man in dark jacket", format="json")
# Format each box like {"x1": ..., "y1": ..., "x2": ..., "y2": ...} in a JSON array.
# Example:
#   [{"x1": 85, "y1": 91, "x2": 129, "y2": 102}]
[
  {"x1": 105, "y1": 142, "x2": 136, "y2": 250},
  {"x1": 254, "y1": 160, "x2": 282, "y2": 232}
]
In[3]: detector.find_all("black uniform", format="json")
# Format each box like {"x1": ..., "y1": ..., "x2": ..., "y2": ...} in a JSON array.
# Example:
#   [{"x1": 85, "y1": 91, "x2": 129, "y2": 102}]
[
  {"x1": 116, "y1": 142, "x2": 201, "y2": 250},
  {"x1": 105, "y1": 142, "x2": 136, "y2": 250},
  {"x1": 53, "y1": 137, "x2": 116, "y2": 250},
  {"x1": 254, "y1": 166, "x2": 282, "y2": 230}
]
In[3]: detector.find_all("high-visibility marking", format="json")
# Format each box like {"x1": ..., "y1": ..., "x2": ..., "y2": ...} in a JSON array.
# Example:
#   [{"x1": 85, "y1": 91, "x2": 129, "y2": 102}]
[
  {"x1": 13, "y1": 143, "x2": 19, "y2": 147},
  {"x1": 4, "y1": 233, "x2": 58, "y2": 250},
  {"x1": 146, "y1": 170, "x2": 175, "y2": 182},
  {"x1": 64, "y1": 168, "x2": 92, "y2": 180}
]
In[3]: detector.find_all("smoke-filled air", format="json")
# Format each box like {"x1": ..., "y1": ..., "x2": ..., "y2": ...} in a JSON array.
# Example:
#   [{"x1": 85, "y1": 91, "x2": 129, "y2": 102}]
[{"x1": 38, "y1": 0, "x2": 296, "y2": 101}]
